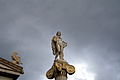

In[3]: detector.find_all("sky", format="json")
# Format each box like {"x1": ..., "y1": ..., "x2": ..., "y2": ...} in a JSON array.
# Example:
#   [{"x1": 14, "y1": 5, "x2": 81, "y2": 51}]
[{"x1": 0, "y1": 0, "x2": 120, "y2": 80}]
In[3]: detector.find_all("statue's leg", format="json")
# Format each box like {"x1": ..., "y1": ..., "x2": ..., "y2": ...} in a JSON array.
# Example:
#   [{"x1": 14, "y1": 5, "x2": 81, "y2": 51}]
[
  {"x1": 56, "y1": 43, "x2": 61, "y2": 60},
  {"x1": 60, "y1": 47, "x2": 64, "y2": 60},
  {"x1": 60, "y1": 52, "x2": 64, "y2": 60},
  {"x1": 58, "y1": 43, "x2": 64, "y2": 60},
  {"x1": 62, "y1": 52, "x2": 64, "y2": 60},
  {"x1": 56, "y1": 43, "x2": 60, "y2": 52},
  {"x1": 55, "y1": 53, "x2": 58, "y2": 60}
]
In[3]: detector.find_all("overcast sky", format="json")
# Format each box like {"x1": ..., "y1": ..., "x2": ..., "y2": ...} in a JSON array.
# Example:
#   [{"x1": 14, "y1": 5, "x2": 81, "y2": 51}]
[{"x1": 0, "y1": 0, "x2": 120, "y2": 80}]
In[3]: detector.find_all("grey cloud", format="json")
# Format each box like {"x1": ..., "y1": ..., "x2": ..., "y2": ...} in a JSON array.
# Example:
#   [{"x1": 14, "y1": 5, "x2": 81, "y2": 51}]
[{"x1": 0, "y1": 0, "x2": 120, "y2": 80}]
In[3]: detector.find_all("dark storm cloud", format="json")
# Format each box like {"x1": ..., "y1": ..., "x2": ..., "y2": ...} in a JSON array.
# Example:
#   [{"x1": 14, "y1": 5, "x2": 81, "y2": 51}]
[{"x1": 0, "y1": 0, "x2": 120, "y2": 80}]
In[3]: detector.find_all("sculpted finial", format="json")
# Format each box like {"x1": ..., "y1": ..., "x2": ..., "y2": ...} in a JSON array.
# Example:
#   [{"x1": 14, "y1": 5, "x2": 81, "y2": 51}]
[{"x1": 11, "y1": 52, "x2": 22, "y2": 65}]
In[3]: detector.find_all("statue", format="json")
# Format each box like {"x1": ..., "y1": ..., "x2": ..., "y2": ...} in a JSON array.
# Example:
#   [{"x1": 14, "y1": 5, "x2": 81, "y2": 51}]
[
  {"x1": 51, "y1": 31, "x2": 67, "y2": 60},
  {"x1": 46, "y1": 31, "x2": 75, "y2": 80},
  {"x1": 11, "y1": 52, "x2": 22, "y2": 65}
]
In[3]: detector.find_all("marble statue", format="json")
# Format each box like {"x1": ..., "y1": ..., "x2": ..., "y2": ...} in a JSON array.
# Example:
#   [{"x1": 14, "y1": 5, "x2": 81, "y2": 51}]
[
  {"x1": 46, "y1": 31, "x2": 75, "y2": 80},
  {"x1": 51, "y1": 31, "x2": 67, "y2": 60}
]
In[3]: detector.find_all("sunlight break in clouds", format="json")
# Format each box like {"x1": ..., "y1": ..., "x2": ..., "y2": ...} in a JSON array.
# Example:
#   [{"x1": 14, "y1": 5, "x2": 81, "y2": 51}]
[{"x1": 69, "y1": 63, "x2": 96, "y2": 80}]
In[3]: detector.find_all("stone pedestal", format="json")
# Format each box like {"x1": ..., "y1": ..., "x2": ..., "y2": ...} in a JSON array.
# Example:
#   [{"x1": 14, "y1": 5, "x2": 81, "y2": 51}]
[
  {"x1": 0, "y1": 57, "x2": 24, "y2": 80},
  {"x1": 55, "y1": 75, "x2": 67, "y2": 80},
  {"x1": 46, "y1": 59, "x2": 75, "y2": 80}
]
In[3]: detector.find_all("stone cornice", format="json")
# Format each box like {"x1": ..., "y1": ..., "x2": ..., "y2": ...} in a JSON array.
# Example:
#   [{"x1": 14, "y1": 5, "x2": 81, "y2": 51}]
[{"x1": 0, "y1": 57, "x2": 24, "y2": 74}]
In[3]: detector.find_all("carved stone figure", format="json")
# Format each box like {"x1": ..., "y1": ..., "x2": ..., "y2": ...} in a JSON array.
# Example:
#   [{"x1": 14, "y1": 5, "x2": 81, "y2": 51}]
[
  {"x1": 51, "y1": 31, "x2": 67, "y2": 60},
  {"x1": 11, "y1": 52, "x2": 22, "y2": 65},
  {"x1": 47, "y1": 32, "x2": 75, "y2": 80}
]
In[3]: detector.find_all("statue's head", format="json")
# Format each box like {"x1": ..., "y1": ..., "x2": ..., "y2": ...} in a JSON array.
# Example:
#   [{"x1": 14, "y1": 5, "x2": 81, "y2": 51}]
[{"x1": 56, "y1": 31, "x2": 61, "y2": 36}]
